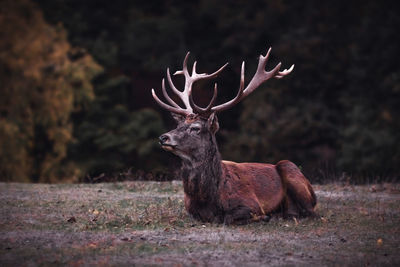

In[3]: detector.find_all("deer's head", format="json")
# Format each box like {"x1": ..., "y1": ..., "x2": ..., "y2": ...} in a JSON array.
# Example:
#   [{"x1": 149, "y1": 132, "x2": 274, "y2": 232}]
[
  {"x1": 152, "y1": 48, "x2": 294, "y2": 162},
  {"x1": 158, "y1": 113, "x2": 219, "y2": 163}
]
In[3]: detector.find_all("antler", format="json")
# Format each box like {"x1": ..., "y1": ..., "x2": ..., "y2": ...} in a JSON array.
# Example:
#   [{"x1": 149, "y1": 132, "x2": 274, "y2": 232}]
[
  {"x1": 152, "y1": 47, "x2": 294, "y2": 116},
  {"x1": 210, "y1": 47, "x2": 294, "y2": 113},
  {"x1": 151, "y1": 52, "x2": 228, "y2": 116}
]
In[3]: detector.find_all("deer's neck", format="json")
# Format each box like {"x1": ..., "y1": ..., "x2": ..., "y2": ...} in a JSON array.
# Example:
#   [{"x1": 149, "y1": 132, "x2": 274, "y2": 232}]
[{"x1": 180, "y1": 138, "x2": 222, "y2": 205}]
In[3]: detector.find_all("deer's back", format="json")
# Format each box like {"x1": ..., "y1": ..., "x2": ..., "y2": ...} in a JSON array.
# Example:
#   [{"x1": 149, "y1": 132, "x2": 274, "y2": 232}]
[{"x1": 220, "y1": 160, "x2": 285, "y2": 215}]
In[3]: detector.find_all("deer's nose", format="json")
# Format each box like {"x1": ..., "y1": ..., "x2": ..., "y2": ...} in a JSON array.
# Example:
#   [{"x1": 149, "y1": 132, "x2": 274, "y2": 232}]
[{"x1": 159, "y1": 134, "x2": 170, "y2": 144}]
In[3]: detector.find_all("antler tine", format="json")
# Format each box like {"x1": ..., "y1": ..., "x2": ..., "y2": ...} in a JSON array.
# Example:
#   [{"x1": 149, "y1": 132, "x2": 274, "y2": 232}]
[
  {"x1": 167, "y1": 68, "x2": 183, "y2": 97},
  {"x1": 151, "y1": 88, "x2": 189, "y2": 116},
  {"x1": 175, "y1": 52, "x2": 228, "y2": 81},
  {"x1": 192, "y1": 61, "x2": 198, "y2": 75},
  {"x1": 260, "y1": 47, "x2": 272, "y2": 70},
  {"x1": 174, "y1": 52, "x2": 190, "y2": 77},
  {"x1": 211, "y1": 61, "x2": 246, "y2": 113},
  {"x1": 242, "y1": 47, "x2": 283, "y2": 98},
  {"x1": 161, "y1": 79, "x2": 181, "y2": 108},
  {"x1": 198, "y1": 62, "x2": 229, "y2": 79},
  {"x1": 275, "y1": 64, "x2": 295, "y2": 79},
  {"x1": 190, "y1": 83, "x2": 218, "y2": 114}
]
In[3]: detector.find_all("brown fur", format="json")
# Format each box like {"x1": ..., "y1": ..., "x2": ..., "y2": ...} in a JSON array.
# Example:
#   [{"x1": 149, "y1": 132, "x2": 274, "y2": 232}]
[
  {"x1": 160, "y1": 115, "x2": 316, "y2": 224},
  {"x1": 217, "y1": 160, "x2": 316, "y2": 224}
]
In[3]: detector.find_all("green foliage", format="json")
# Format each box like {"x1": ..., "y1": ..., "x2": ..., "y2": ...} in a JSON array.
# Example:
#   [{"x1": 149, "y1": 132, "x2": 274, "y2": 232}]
[
  {"x1": 339, "y1": 106, "x2": 399, "y2": 176},
  {"x1": 70, "y1": 75, "x2": 166, "y2": 176},
  {"x1": 221, "y1": 84, "x2": 338, "y2": 171},
  {"x1": 218, "y1": 1, "x2": 400, "y2": 178}
]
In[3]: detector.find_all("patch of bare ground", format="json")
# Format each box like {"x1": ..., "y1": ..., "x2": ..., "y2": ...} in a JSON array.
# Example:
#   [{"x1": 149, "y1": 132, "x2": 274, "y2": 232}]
[{"x1": 0, "y1": 181, "x2": 399, "y2": 266}]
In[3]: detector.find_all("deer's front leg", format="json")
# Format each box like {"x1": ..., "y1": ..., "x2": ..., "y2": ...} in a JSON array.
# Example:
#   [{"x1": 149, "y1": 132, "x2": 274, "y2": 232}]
[{"x1": 223, "y1": 206, "x2": 251, "y2": 225}]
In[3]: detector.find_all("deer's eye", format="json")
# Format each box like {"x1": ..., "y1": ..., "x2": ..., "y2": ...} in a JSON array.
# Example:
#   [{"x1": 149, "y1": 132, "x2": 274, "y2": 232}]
[{"x1": 190, "y1": 126, "x2": 201, "y2": 133}]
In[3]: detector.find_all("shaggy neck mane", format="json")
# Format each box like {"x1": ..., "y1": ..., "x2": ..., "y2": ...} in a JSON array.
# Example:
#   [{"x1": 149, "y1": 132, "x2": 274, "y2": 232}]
[{"x1": 180, "y1": 134, "x2": 222, "y2": 205}]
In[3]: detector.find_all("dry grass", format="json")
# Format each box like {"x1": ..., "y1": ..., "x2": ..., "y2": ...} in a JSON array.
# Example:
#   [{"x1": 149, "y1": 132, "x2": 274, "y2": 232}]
[{"x1": 0, "y1": 181, "x2": 399, "y2": 266}]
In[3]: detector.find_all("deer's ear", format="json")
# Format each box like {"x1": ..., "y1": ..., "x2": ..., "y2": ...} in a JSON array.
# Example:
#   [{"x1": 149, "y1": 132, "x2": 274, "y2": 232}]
[
  {"x1": 207, "y1": 113, "x2": 219, "y2": 134},
  {"x1": 171, "y1": 113, "x2": 185, "y2": 123}
]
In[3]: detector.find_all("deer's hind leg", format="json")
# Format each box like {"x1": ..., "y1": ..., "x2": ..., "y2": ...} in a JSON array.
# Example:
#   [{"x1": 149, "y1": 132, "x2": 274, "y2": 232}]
[
  {"x1": 282, "y1": 194, "x2": 301, "y2": 218},
  {"x1": 277, "y1": 160, "x2": 317, "y2": 217}
]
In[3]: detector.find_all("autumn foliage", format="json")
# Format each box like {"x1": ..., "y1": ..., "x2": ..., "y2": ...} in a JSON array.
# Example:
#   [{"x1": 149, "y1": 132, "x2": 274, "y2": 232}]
[{"x1": 0, "y1": 0, "x2": 102, "y2": 182}]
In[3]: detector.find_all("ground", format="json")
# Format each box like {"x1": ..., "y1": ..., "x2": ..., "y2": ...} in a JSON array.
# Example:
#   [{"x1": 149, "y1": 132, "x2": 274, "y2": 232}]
[{"x1": 0, "y1": 181, "x2": 399, "y2": 266}]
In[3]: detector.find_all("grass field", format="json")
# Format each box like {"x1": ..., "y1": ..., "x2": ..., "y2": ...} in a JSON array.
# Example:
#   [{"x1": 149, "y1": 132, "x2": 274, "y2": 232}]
[{"x1": 0, "y1": 181, "x2": 399, "y2": 266}]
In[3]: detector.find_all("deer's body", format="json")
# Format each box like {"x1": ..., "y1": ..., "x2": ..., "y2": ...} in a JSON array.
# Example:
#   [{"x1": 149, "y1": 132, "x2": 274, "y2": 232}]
[
  {"x1": 184, "y1": 161, "x2": 316, "y2": 224},
  {"x1": 152, "y1": 47, "x2": 317, "y2": 224},
  {"x1": 184, "y1": 159, "x2": 286, "y2": 223},
  {"x1": 220, "y1": 161, "x2": 286, "y2": 221},
  {"x1": 174, "y1": 116, "x2": 316, "y2": 224}
]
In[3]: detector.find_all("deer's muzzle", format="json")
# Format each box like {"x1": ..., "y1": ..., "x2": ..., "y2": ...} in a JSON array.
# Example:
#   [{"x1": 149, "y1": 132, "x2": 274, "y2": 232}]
[
  {"x1": 159, "y1": 134, "x2": 176, "y2": 151},
  {"x1": 159, "y1": 134, "x2": 169, "y2": 145}
]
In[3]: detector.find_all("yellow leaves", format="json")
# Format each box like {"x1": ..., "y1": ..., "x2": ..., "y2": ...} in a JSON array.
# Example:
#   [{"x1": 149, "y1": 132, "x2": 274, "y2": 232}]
[
  {"x1": 88, "y1": 208, "x2": 100, "y2": 215},
  {"x1": 0, "y1": 0, "x2": 102, "y2": 182},
  {"x1": 0, "y1": 119, "x2": 31, "y2": 182}
]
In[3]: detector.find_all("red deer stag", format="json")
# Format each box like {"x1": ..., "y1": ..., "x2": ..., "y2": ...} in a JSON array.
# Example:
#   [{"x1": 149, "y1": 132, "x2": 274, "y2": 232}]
[{"x1": 152, "y1": 47, "x2": 316, "y2": 224}]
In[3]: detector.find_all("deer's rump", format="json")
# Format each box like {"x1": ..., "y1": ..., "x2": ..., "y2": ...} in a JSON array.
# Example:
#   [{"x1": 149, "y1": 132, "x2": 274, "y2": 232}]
[{"x1": 219, "y1": 160, "x2": 316, "y2": 222}]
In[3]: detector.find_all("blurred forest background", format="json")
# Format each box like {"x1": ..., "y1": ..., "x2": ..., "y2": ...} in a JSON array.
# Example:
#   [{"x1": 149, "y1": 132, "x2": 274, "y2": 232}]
[{"x1": 0, "y1": 0, "x2": 399, "y2": 183}]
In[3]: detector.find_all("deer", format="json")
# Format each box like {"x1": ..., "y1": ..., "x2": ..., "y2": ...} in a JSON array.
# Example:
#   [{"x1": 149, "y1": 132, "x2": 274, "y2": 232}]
[{"x1": 151, "y1": 47, "x2": 317, "y2": 224}]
